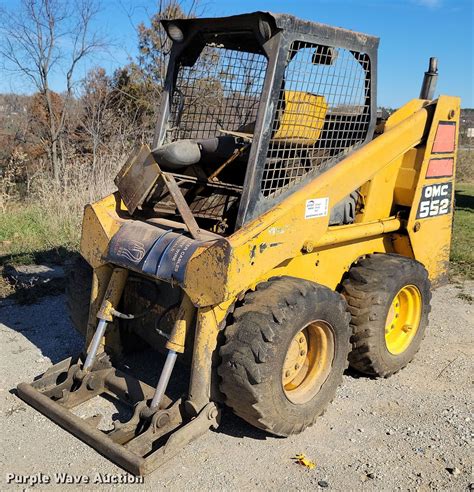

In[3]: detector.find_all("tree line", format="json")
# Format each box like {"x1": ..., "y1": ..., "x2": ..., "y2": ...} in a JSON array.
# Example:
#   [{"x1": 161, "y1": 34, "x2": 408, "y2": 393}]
[{"x1": 0, "y1": 0, "x2": 191, "y2": 205}]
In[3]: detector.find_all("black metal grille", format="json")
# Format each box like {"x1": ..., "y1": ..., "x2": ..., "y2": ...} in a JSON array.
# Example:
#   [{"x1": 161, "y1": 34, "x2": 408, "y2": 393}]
[
  {"x1": 261, "y1": 41, "x2": 371, "y2": 198},
  {"x1": 170, "y1": 45, "x2": 267, "y2": 141}
]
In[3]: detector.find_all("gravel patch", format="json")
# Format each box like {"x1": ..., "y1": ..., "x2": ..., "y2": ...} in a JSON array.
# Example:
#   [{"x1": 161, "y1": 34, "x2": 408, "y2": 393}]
[{"x1": 0, "y1": 282, "x2": 472, "y2": 490}]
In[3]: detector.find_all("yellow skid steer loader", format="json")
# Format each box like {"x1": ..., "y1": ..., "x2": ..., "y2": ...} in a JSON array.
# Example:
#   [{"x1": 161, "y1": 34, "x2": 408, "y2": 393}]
[{"x1": 17, "y1": 12, "x2": 460, "y2": 475}]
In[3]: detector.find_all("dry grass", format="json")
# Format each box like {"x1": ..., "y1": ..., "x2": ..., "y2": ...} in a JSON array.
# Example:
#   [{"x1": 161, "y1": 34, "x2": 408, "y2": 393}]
[
  {"x1": 457, "y1": 148, "x2": 474, "y2": 184},
  {"x1": 0, "y1": 154, "x2": 123, "y2": 263},
  {"x1": 0, "y1": 154, "x2": 125, "y2": 300}
]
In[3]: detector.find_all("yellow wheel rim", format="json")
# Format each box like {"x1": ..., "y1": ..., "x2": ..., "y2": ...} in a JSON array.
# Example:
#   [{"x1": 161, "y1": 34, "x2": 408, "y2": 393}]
[
  {"x1": 385, "y1": 285, "x2": 422, "y2": 355},
  {"x1": 282, "y1": 321, "x2": 334, "y2": 404}
]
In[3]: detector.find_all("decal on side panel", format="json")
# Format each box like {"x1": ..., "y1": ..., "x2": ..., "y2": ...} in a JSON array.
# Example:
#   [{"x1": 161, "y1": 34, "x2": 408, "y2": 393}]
[
  {"x1": 305, "y1": 197, "x2": 329, "y2": 219},
  {"x1": 416, "y1": 182, "x2": 452, "y2": 219}
]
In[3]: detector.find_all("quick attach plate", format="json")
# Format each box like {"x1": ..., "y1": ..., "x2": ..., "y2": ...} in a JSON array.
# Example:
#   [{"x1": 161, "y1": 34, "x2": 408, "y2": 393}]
[{"x1": 16, "y1": 357, "x2": 220, "y2": 475}]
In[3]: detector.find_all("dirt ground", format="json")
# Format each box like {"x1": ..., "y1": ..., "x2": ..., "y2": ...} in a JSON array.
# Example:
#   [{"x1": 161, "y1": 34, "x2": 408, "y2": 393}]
[{"x1": 0, "y1": 280, "x2": 472, "y2": 491}]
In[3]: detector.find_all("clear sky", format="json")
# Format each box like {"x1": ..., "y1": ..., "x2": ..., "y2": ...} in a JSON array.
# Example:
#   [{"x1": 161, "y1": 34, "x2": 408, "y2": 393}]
[{"x1": 1, "y1": 0, "x2": 473, "y2": 107}]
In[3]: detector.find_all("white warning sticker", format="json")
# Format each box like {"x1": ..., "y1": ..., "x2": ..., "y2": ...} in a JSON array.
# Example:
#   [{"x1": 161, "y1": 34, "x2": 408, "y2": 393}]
[{"x1": 305, "y1": 197, "x2": 329, "y2": 219}]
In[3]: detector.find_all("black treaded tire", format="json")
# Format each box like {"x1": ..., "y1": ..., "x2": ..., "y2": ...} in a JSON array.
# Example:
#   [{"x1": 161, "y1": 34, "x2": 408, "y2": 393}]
[
  {"x1": 66, "y1": 256, "x2": 92, "y2": 338},
  {"x1": 342, "y1": 254, "x2": 431, "y2": 378},
  {"x1": 218, "y1": 276, "x2": 351, "y2": 437}
]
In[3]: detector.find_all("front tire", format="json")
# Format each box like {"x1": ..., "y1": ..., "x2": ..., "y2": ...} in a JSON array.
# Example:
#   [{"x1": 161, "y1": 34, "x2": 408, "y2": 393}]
[
  {"x1": 342, "y1": 254, "x2": 431, "y2": 377},
  {"x1": 218, "y1": 276, "x2": 351, "y2": 436}
]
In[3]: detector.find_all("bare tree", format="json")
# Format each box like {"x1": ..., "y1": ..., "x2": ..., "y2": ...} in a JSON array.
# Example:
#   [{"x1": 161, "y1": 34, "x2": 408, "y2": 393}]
[
  {"x1": 136, "y1": 1, "x2": 194, "y2": 88},
  {"x1": 0, "y1": 0, "x2": 105, "y2": 184},
  {"x1": 79, "y1": 67, "x2": 113, "y2": 168}
]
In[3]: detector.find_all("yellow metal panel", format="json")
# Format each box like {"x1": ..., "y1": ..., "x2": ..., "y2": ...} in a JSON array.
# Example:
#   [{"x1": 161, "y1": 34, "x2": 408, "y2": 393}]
[
  {"x1": 406, "y1": 96, "x2": 461, "y2": 285},
  {"x1": 268, "y1": 235, "x2": 393, "y2": 291},
  {"x1": 357, "y1": 157, "x2": 401, "y2": 222},
  {"x1": 80, "y1": 193, "x2": 125, "y2": 269},
  {"x1": 86, "y1": 264, "x2": 112, "y2": 344},
  {"x1": 185, "y1": 103, "x2": 429, "y2": 306},
  {"x1": 390, "y1": 233, "x2": 415, "y2": 259},
  {"x1": 393, "y1": 148, "x2": 424, "y2": 207},
  {"x1": 188, "y1": 299, "x2": 234, "y2": 411},
  {"x1": 166, "y1": 294, "x2": 195, "y2": 353},
  {"x1": 357, "y1": 100, "x2": 430, "y2": 223},
  {"x1": 358, "y1": 147, "x2": 425, "y2": 221}
]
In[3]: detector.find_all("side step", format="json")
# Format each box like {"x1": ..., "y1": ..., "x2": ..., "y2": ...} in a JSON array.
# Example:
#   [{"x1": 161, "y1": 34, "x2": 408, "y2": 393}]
[{"x1": 17, "y1": 357, "x2": 220, "y2": 476}]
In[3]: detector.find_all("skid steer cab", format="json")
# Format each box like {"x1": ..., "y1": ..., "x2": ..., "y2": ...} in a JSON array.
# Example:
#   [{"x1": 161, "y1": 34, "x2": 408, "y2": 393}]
[{"x1": 17, "y1": 12, "x2": 460, "y2": 475}]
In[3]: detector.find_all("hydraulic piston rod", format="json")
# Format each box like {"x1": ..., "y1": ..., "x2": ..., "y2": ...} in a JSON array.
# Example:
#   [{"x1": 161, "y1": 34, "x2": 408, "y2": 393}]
[
  {"x1": 148, "y1": 294, "x2": 195, "y2": 410},
  {"x1": 82, "y1": 267, "x2": 128, "y2": 372},
  {"x1": 83, "y1": 319, "x2": 108, "y2": 371},
  {"x1": 149, "y1": 350, "x2": 178, "y2": 410}
]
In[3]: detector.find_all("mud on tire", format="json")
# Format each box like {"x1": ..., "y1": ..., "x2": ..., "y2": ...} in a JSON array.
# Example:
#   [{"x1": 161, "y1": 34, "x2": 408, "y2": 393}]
[
  {"x1": 342, "y1": 254, "x2": 431, "y2": 378},
  {"x1": 218, "y1": 276, "x2": 351, "y2": 436}
]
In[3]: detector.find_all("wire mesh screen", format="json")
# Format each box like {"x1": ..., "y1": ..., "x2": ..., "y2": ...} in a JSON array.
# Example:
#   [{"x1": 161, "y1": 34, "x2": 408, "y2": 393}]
[
  {"x1": 169, "y1": 45, "x2": 267, "y2": 141},
  {"x1": 261, "y1": 41, "x2": 371, "y2": 198}
]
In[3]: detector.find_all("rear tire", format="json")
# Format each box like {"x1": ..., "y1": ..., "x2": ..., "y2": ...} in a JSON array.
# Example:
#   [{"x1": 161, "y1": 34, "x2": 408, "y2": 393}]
[
  {"x1": 218, "y1": 276, "x2": 351, "y2": 436},
  {"x1": 342, "y1": 254, "x2": 431, "y2": 377}
]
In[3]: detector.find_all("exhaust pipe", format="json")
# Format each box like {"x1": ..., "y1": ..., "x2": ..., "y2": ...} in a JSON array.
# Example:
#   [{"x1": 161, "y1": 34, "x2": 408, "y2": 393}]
[{"x1": 420, "y1": 57, "x2": 438, "y2": 100}]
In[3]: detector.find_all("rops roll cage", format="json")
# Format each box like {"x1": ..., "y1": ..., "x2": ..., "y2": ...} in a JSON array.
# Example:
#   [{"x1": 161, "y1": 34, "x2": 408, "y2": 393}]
[{"x1": 153, "y1": 11, "x2": 379, "y2": 228}]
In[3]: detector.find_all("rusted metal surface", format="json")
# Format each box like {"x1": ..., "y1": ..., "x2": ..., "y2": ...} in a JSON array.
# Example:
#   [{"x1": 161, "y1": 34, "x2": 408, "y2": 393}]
[
  {"x1": 208, "y1": 144, "x2": 251, "y2": 181},
  {"x1": 160, "y1": 172, "x2": 203, "y2": 240},
  {"x1": 115, "y1": 145, "x2": 160, "y2": 215},
  {"x1": 17, "y1": 356, "x2": 220, "y2": 476}
]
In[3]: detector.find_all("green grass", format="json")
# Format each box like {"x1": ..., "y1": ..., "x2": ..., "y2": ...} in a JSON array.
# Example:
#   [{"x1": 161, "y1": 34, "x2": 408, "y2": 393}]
[
  {"x1": 457, "y1": 149, "x2": 474, "y2": 183},
  {"x1": 0, "y1": 204, "x2": 79, "y2": 299},
  {"x1": 0, "y1": 204, "x2": 80, "y2": 266},
  {"x1": 451, "y1": 183, "x2": 474, "y2": 279}
]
